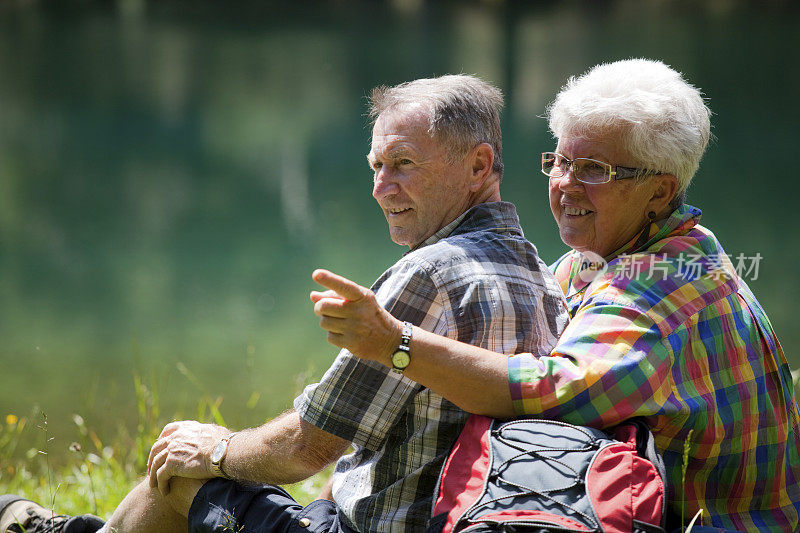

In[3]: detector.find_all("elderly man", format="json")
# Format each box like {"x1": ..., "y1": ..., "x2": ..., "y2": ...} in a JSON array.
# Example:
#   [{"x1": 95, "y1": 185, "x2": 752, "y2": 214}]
[{"x1": 0, "y1": 75, "x2": 567, "y2": 533}]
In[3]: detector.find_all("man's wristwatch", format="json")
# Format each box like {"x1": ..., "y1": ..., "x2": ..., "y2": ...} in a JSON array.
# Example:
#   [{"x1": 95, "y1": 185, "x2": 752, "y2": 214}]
[
  {"x1": 391, "y1": 322, "x2": 413, "y2": 373},
  {"x1": 210, "y1": 433, "x2": 236, "y2": 479}
]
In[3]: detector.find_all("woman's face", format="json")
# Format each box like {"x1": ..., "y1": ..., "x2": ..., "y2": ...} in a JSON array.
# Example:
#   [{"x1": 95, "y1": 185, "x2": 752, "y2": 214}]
[{"x1": 548, "y1": 135, "x2": 660, "y2": 258}]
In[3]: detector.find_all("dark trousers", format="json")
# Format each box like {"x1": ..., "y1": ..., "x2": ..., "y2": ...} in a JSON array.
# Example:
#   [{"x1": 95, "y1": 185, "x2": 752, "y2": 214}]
[{"x1": 188, "y1": 478, "x2": 356, "y2": 533}]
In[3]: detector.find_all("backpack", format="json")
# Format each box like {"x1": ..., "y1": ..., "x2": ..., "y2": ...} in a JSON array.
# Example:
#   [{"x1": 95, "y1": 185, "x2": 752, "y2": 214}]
[{"x1": 428, "y1": 416, "x2": 667, "y2": 533}]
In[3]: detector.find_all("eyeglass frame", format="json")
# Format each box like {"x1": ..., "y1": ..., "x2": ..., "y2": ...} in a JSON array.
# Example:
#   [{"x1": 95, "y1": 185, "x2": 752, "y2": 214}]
[{"x1": 541, "y1": 151, "x2": 663, "y2": 184}]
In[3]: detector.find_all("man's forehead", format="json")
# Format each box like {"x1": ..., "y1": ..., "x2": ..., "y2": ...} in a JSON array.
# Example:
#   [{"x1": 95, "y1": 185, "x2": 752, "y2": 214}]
[
  {"x1": 367, "y1": 142, "x2": 414, "y2": 163},
  {"x1": 373, "y1": 104, "x2": 431, "y2": 134},
  {"x1": 371, "y1": 106, "x2": 436, "y2": 151},
  {"x1": 385, "y1": 101, "x2": 429, "y2": 119}
]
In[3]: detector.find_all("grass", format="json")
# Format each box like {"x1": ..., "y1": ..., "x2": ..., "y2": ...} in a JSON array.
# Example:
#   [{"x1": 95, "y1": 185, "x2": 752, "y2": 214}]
[
  {"x1": 4, "y1": 368, "x2": 800, "y2": 526},
  {"x1": 0, "y1": 371, "x2": 332, "y2": 520}
]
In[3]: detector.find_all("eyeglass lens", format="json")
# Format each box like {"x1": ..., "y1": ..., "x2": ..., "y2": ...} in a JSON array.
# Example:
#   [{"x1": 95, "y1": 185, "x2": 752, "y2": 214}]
[{"x1": 542, "y1": 153, "x2": 610, "y2": 184}]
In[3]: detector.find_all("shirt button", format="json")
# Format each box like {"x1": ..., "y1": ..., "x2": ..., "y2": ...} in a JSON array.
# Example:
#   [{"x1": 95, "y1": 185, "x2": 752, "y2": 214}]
[{"x1": 298, "y1": 517, "x2": 311, "y2": 528}]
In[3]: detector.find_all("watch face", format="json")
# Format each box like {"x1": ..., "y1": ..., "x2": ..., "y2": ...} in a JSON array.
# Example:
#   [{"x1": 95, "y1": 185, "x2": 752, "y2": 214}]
[
  {"x1": 392, "y1": 350, "x2": 410, "y2": 369},
  {"x1": 211, "y1": 440, "x2": 226, "y2": 463}
]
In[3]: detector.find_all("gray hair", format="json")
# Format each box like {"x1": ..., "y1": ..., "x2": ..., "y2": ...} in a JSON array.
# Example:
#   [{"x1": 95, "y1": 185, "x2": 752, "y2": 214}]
[
  {"x1": 369, "y1": 74, "x2": 504, "y2": 178},
  {"x1": 546, "y1": 59, "x2": 711, "y2": 201}
]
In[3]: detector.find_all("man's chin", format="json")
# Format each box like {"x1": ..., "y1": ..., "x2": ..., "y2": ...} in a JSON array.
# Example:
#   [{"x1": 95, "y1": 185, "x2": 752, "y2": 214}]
[
  {"x1": 389, "y1": 231, "x2": 423, "y2": 249},
  {"x1": 389, "y1": 230, "x2": 411, "y2": 247}
]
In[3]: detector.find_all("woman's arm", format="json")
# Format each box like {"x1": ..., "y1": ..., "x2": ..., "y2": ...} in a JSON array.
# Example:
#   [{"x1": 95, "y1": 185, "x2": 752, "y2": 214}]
[
  {"x1": 311, "y1": 269, "x2": 516, "y2": 418},
  {"x1": 312, "y1": 268, "x2": 674, "y2": 429}
]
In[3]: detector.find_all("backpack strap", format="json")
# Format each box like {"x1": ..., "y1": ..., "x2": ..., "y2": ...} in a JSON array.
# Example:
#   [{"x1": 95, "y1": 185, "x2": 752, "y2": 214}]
[{"x1": 611, "y1": 418, "x2": 668, "y2": 531}]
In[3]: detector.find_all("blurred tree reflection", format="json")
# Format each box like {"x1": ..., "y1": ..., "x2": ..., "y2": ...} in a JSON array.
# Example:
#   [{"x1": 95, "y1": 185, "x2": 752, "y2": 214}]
[{"x1": 0, "y1": 0, "x2": 797, "y2": 445}]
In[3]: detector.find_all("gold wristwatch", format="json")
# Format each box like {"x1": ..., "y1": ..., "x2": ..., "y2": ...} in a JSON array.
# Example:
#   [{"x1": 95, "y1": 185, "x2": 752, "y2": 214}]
[
  {"x1": 391, "y1": 322, "x2": 413, "y2": 373},
  {"x1": 210, "y1": 433, "x2": 236, "y2": 479}
]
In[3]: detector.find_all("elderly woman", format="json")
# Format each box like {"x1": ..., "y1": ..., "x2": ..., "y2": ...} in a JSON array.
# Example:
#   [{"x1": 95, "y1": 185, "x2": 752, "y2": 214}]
[{"x1": 312, "y1": 59, "x2": 800, "y2": 532}]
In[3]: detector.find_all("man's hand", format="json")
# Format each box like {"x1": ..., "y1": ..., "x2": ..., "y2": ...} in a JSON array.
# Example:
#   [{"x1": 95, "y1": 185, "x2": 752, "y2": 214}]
[
  {"x1": 146, "y1": 420, "x2": 231, "y2": 497},
  {"x1": 311, "y1": 269, "x2": 402, "y2": 364}
]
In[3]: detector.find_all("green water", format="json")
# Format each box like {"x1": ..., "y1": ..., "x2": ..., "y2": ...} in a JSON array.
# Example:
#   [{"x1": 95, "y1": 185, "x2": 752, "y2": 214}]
[{"x1": 1, "y1": 1, "x2": 798, "y2": 454}]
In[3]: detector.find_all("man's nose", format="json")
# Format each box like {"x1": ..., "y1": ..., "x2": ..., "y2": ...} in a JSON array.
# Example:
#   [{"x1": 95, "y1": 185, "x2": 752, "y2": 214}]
[{"x1": 372, "y1": 168, "x2": 400, "y2": 199}]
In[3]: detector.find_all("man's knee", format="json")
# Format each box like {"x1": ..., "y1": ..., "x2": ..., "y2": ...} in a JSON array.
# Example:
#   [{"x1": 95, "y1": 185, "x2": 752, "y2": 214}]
[
  {"x1": 105, "y1": 477, "x2": 196, "y2": 533},
  {"x1": 128, "y1": 476, "x2": 204, "y2": 518},
  {"x1": 163, "y1": 477, "x2": 206, "y2": 518}
]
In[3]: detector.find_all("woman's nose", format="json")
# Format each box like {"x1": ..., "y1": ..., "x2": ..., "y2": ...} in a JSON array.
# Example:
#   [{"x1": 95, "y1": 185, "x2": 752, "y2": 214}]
[{"x1": 554, "y1": 166, "x2": 584, "y2": 191}]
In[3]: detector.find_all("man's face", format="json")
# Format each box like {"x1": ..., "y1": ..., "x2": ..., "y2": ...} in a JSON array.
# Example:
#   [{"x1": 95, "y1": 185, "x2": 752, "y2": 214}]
[{"x1": 368, "y1": 106, "x2": 473, "y2": 249}]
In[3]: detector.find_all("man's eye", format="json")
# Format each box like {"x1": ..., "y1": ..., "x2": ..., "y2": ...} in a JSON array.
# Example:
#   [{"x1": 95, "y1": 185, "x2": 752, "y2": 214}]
[
  {"x1": 372, "y1": 162, "x2": 383, "y2": 170},
  {"x1": 399, "y1": 159, "x2": 413, "y2": 165}
]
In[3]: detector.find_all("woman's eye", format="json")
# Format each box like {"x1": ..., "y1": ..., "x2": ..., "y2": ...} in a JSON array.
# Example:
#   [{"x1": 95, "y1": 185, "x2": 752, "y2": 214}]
[{"x1": 578, "y1": 161, "x2": 604, "y2": 176}]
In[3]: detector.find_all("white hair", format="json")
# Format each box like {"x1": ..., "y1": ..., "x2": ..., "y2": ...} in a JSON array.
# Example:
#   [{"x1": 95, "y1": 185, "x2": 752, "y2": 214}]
[
  {"x1": 546, "y1": 59, "x2": 711, "y2": 199},
  {"x1": 369, "y1": 74, "x2": 505, "y2": 178}
]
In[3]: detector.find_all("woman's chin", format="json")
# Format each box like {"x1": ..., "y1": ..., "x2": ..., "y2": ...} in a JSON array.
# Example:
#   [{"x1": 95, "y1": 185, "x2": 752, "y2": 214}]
[{"x1": 559, "y1": 228, "x2": 590, "y2": 252}]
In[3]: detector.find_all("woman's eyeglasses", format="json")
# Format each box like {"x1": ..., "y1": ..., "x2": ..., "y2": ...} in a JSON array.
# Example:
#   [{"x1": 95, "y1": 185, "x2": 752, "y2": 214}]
[{"x1": 541, "y1": 152, "x2": 663, "y2": 185}]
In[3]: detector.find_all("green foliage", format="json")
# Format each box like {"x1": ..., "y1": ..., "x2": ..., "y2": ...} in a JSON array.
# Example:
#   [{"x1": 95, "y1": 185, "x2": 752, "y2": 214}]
[
  {"x1": 0, "y1": 410, "x2": 136, "y2": 517},
  {"x1": 680, "y1": 428, "x2": 693, "y2": 529},
  {"x1": 0, "y1": 373, "x2": 330, "y2": 520},
  {"x1": 793, "y1": 368, "x2": 800, "y2": 398},
  {"x1": 685, "y1": 508, "x2": 704, "y2": 533}
]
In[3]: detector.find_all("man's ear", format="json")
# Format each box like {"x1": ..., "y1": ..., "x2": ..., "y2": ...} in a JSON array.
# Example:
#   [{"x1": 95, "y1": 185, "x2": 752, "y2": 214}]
[
  {"x1": 646, "y1": 174, "x2": 680, "y2": 215},
  {"x1": 468, "y1": 143, "x2": 495, "y2": 191}
]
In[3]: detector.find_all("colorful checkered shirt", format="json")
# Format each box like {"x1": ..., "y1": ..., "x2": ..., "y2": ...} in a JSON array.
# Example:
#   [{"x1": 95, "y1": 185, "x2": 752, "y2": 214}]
[
  {"x1": 508, "y1": 205, "x2": 800, "y2": 531},
  {"x1": 295, "y1": 201, "x2": 568, "y2": 532}
]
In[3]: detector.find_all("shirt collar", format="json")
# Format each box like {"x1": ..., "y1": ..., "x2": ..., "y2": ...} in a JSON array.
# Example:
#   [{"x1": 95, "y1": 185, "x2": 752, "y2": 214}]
[
  {"x1": 407, "y1": 201, "x2": 522, "y2": 254},
  {"x1": 561, "y1": 204, "x2": 703, "y2": 297},
  {"x1": 608, "y1": 204, "x2": 702, "y2": 260}
]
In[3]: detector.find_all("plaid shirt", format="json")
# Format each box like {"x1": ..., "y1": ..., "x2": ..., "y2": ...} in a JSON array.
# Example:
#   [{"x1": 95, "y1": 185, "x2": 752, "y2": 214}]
[
  {"x1": 508, "y1": 205, "x2": 800, "y2": 532},
  {"x1": 295, "y1": 201, "x2": 568, "y2": 532}
]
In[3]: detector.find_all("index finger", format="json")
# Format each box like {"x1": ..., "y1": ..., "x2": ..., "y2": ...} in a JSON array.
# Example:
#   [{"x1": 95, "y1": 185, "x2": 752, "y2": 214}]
[
  {"x1": 312, "y1": 269, "x2": 368, "y2": 302},
  {"x1": 147, "y1": 438, "x2": 164, "y2": 473}
]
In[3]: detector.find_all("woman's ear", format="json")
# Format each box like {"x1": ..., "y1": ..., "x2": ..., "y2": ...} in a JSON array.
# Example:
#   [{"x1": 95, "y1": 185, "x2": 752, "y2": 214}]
[
  {"x1": 468, "y1": 143, "x2": 496, "y2": 191},
  {"x1": 646, "y1": 174, "x2": 680, "y2": 216}
]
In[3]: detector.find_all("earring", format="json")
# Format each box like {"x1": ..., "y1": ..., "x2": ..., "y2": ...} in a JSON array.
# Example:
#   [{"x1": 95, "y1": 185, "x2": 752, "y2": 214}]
[{"x1": 647, "y1": 211, "x2": 656, "y2": 221}]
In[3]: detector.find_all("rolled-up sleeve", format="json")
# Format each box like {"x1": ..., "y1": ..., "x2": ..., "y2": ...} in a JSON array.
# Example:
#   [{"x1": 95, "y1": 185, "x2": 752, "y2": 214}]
[{"x1": 508, "y1": 297, "x2": 673, "y2": 428}]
